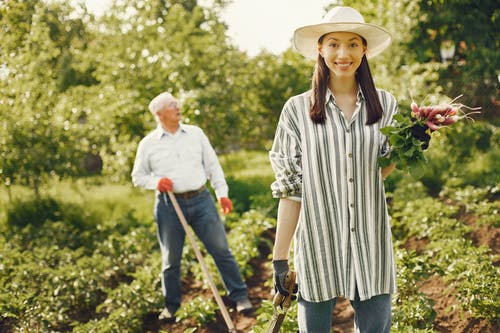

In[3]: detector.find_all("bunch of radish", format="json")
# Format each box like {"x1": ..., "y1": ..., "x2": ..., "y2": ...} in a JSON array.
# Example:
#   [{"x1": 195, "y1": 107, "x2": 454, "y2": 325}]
[{"x1": 410, "y1": 94, "x2": 481, "y2": 131}]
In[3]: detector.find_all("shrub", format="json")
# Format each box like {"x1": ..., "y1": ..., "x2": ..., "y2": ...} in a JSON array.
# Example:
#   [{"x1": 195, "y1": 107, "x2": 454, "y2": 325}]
[{"x1": 6, "y1": 196, "x2": 93, "y2": 230}]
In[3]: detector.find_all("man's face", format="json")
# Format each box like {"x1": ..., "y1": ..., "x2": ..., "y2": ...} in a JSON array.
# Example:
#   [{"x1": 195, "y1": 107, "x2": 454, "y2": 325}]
[{"x1": 157, "y1": 98, "x2": 181, "y2": 125}]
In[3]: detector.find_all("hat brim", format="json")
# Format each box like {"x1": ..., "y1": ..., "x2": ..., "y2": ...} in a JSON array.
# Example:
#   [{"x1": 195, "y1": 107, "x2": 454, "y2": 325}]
[{"x1": 293, "y1": 22, "x2": 392, "y2": 60}]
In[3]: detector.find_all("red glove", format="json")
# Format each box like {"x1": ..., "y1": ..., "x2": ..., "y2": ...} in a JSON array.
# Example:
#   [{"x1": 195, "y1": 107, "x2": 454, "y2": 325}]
[
  {"x1": 157, "y1": 177, "x2": 173, "y2": 192},
  {"x1": 218, "y1": 197, "x2": 233, "y2": 215}
]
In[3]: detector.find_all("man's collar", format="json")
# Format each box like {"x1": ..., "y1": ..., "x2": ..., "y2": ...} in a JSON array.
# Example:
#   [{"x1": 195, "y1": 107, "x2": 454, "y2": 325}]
[{"x1": 156, "y1": 123, "x2": 186, "y2": 138}]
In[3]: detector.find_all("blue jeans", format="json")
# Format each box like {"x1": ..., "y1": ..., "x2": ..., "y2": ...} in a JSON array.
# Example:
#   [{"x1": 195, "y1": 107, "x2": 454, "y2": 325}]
[
  {"x1": 298, "y1": 289, "x2": 391, "y2": 333},
  {"x1": 154, "y1": 189, "x2": 247, "y2": 312}
]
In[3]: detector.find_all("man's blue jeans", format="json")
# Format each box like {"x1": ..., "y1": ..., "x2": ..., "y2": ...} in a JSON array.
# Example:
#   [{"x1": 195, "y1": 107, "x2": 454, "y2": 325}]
[
  {"x1": 298, "y1": 289, "x2": 391, "y2": 333},
  {"x1": 154, "y1": 189, "x2": 247, "y2": 312}
]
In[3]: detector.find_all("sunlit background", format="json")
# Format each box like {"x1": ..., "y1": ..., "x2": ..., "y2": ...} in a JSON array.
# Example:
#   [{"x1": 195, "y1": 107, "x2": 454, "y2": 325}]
[
  {"x1": 0, "y1": 1, "x2": 498, "y2": 332},
  {"x1": 84, "y1": 0, "x2": 333, "y2": 55}
]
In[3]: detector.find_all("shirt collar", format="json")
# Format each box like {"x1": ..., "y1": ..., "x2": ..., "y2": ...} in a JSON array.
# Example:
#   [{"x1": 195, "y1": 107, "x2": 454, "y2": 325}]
[
  {"x1": 156, "y1": 123, "x2": 186, "y2": 139},
  {"x1": 325, "y1": 85, "x2": 365, "y2": 105}
]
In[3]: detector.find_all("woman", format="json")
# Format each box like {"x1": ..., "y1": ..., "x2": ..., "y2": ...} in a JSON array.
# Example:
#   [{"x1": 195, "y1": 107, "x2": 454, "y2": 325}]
[{"x1": 269, "y1": 6, "x2": 428, "y2": 332}]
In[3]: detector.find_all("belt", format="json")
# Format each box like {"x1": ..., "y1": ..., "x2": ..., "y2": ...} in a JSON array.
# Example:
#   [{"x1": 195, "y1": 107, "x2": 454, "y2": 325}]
[{"x1": 174, "y1": 185, "x2": 206, "y2": 199}]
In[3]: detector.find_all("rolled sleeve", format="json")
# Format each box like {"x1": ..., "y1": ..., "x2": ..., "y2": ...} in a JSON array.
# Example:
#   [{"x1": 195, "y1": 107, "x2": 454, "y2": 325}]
[
  {"x1": 379, "y1": 93, "x2": 398, "y2": 157},
  {"x1": 131, "y1": 140, "x2": 160, "y2": 190},
  {"x1": 269, "y1": 102, "x2": 303, "y2": 198},
  {"x1": 200, "y1": 130, "x2": 229, "y2": 199}
]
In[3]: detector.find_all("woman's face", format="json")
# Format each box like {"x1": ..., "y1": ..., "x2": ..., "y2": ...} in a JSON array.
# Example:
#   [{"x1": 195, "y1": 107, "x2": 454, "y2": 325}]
[{"x1": 318, "y1": 31, "x2": 366, "y2": 79}]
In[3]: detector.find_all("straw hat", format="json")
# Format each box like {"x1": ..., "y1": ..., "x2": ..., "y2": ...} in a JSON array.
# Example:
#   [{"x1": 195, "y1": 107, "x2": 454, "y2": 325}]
[{"x1": 293, "y1": 6, "x2": 392, "y2": 60}]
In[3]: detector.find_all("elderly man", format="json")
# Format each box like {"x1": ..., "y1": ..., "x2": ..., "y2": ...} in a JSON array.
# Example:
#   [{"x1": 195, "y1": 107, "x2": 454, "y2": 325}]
[{"x1": 131, "y1": 91, "x2": 252, "y2": 322}]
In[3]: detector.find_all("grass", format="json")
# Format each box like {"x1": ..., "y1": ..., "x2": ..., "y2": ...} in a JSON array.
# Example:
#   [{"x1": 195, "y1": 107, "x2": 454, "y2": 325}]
[{"x1": 220, "y1": 150, "x2": 274, "y2": 180}]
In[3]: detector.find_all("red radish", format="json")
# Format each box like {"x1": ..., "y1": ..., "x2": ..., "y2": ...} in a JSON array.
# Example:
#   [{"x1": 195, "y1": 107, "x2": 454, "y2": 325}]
[
  {"x1": 420, "y1": 106, "x2": 430, "y2": 117},
  {"x1": 446, "y1": 107, "x2": 458, "y2": 116},
  {"x1": 411, "y1": 102, "x2": 420, "y2": 118},
  {"x1": 407, "y1": 94, "x2": 481, "y2": 142},
  {"x1": 441, "y1": 115, "x2": 459, "y2": 125},
  {"x1": 427, "y1": 106, "x2": 445, "y2": 120},
  {"x1": 378, "y1": 94, "x2": 481, "y2": 171},
  {"x1": 425, "y1": 119, "x2": 441, "y2": 131},
  {"x1": 434, "y1": 114, "x2": 446, "y2": 123}
]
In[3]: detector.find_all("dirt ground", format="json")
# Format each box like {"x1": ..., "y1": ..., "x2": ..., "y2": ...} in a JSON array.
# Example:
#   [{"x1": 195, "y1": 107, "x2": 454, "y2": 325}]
[{"x1": 144, "y1": 217, "x2": 499, "y2": 333}]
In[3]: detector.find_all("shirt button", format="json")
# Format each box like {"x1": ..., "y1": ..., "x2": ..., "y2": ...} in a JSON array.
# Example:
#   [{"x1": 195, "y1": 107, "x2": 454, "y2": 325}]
[
  {"x1": 348, "y1": 153, "x2": 353, "y2": 158},
  {"x1": 349, "y1": 178, "x2": 354, "y2": 182},
  {"x1": 350, "y1": 203, "x2": 354, "y2": 208},
  {"x1": 351, "y1": 227, "x2": 356, "y2": 232},
  {"x1": 346, "y1": 129, "x2": 351, "y2": 133}
]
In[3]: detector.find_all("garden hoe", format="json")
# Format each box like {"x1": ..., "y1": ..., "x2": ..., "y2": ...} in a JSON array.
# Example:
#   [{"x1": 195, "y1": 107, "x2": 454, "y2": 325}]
[
  {"x1": 165, "y1": 191, "x2": 237, "y2": 333},
  {"x1": 265, "y1": 270, "x2": 297, "y2": 333}
]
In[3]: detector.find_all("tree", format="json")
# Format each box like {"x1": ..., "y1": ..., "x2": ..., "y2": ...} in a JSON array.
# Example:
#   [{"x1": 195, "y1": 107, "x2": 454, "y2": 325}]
[
  {"x1": 1, "y1": 0, "x2": 249, "y2": 190},
  {"x1": 244, "y1": 49, "x2": 313, "y2": 149},
  {"x1": 405, "y1": 0, "x2": 499, "y2": 119},
  {"x1": 0, "y1": 1, "x2": 98, "y2": 197},
  {"x1": 340, "y1": 0, "x2": 450, "y2": 109},
  {"x1": 79, "y1": 0, "x2": 254, "y2": 173}
]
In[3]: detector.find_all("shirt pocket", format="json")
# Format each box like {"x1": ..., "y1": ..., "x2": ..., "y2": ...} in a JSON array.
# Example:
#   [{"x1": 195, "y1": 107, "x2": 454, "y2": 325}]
[
  {"x1": 183, "y1": 143, "x2": 202, "y2": 163},
  {"x1": 150, "y1": 148, "x2": 177, "y2": 171}
]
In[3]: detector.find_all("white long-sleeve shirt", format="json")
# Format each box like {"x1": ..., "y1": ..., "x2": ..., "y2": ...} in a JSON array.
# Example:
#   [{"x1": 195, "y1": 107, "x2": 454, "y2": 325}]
[
  {"x1": 269, "y1": 88, "x2": 397, "y2": 302},
  {"x1": 131, "y1": 124, "x2": 228, "y2": 199}
]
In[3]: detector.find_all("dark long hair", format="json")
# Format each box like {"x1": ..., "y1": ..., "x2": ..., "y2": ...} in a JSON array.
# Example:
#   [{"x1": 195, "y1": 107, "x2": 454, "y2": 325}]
[{"x1": 310, "y1": 37, "x2": 383, "y2": 125}]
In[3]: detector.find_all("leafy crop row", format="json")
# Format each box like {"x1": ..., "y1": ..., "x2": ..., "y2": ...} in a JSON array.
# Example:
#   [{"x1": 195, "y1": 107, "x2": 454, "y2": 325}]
[
  {"x1": 0, "y1": 177, "x2": 276, "y2": 332},
  {"x1": 1, "y1": 144, "x2": 498, "y2": 331},
  {"x1": 390, "y1": 180, "x2": 499, "y2": 326}
]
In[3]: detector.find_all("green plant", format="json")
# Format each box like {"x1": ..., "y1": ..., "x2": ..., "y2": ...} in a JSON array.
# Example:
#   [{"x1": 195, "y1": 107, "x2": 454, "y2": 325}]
[
  {"x1": 176, "y1": 296, "x2": 218, "y2": 325},
  {"x1": 252, "y1": 299, "x2": 298, "y2": 333},
  {"x1": 392, "y1": 248, "x2": 438, "y2": 330}
]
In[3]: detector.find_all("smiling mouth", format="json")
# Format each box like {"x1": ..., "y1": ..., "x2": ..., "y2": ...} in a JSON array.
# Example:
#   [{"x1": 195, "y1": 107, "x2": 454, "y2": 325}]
[{"x1": 335, "y1": 62, "x2": 352, "y2": 69}]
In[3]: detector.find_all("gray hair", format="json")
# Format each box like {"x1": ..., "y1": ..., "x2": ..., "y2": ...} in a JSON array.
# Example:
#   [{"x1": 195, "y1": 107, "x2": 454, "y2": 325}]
[{"x1": 148, "y1": 92, "x2": 174, "y2": 118}]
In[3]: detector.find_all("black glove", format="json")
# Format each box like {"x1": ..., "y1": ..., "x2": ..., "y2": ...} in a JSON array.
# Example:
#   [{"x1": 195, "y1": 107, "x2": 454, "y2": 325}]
[
  {"x1": 409, "y1": 123, "x2": 431, "y2": 150},
  {"x1": 273, "y1": 260, "x2": 298, "y2": 297}
]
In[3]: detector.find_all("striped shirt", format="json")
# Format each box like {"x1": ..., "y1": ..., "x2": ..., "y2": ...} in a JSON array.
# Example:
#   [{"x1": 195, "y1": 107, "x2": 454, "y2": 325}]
[
  {"x1": 269, "y1": 88, "x2": 397, "y2": 302},
  {"x1": 131, "y1": 124, "x2": 229, "y2": 198}
]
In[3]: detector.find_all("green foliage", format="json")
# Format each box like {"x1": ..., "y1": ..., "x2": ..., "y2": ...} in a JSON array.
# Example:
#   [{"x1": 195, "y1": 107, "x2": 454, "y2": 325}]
[
  {"x1": 0, "y1": 0, "x2": 316, "y2": 191},
  {"x1": 379, "y1": 112, "x2": 428, "y2": 177},
  {"x1": 380, "y1": 120, "x2": 498, "y2": 197},
  {"x1": 405, "y1": 121, "x2": 499, "y2": 196},
  {"x1": 0, "y1": 183, "x2": 160, "y2": 332},
  {"x1": 392, "y1": 248, "x2": 438, "y2": 331},
  {"x1": 176, "y1": 296, "x2": 217, "y2": 325},
  {"x1": 226, "y1": 177, "x2": 276, "y2": 213},
  {"x1": 220, "y1": 150, "x2": 278, "y2": 214},
  {"x1": 389, "y1": 179, "x2": 500, "y2": 324},
  {"x1": 441, "y1": 185, "x2": 500, "y2": 228},
  {"x1": 6, "y1": 196, "x2": 63, "y2": 228},
  {"x1": 180, "y1": 209, "x2": 274, "y2": 294},
  {"x1": 0, "y1": 0, "x2": 499, "y2": 330},
  {"x1": 225, "y1": 210, "x2": 275, "y2": 276},
  {"x1": 252, "y1": 299, "x2": 298, "y2": 333},
  {"x1": 0, "y1": 1, "x2": 102, "y2": 195},
  {"x1": 405, "y1": 0, "x2": 499, "y2": 117},
  {"x1": 245, "y1": 49, "x2": 312, "y2": 149},
  {"x1": 5, "y1": 196, "x2": 104, "y2": 252},
  {"x1": 428, "y1": 235, "x2": 499, "y2": 323},
  {"x1": 0, "y1": 151, "x2": 279, "y2": 332},
  {"x1": 1, "y1": 148, "x2": 499, "y2": 331}
]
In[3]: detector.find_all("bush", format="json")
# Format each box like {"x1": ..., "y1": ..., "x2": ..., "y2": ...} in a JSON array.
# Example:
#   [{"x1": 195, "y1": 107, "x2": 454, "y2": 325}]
[
  {"x1": 6, "y1": 196, "x2": 93, "y2": 230},
  {"x1": 7, "y1": 196, "x2": 61, "y2": 228},
  {"x1": 220, "y1": 150, "x2": 276, "y2": 213},
  {"x1": 4, "y1": 196, "x2": 102, "y2": 252},
  {"x1": 420, "y1": 121, "x2": 499, "y2": 192},
  {"x1": 226, "y1": 176, "x2": 275, "y2": 213}
]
